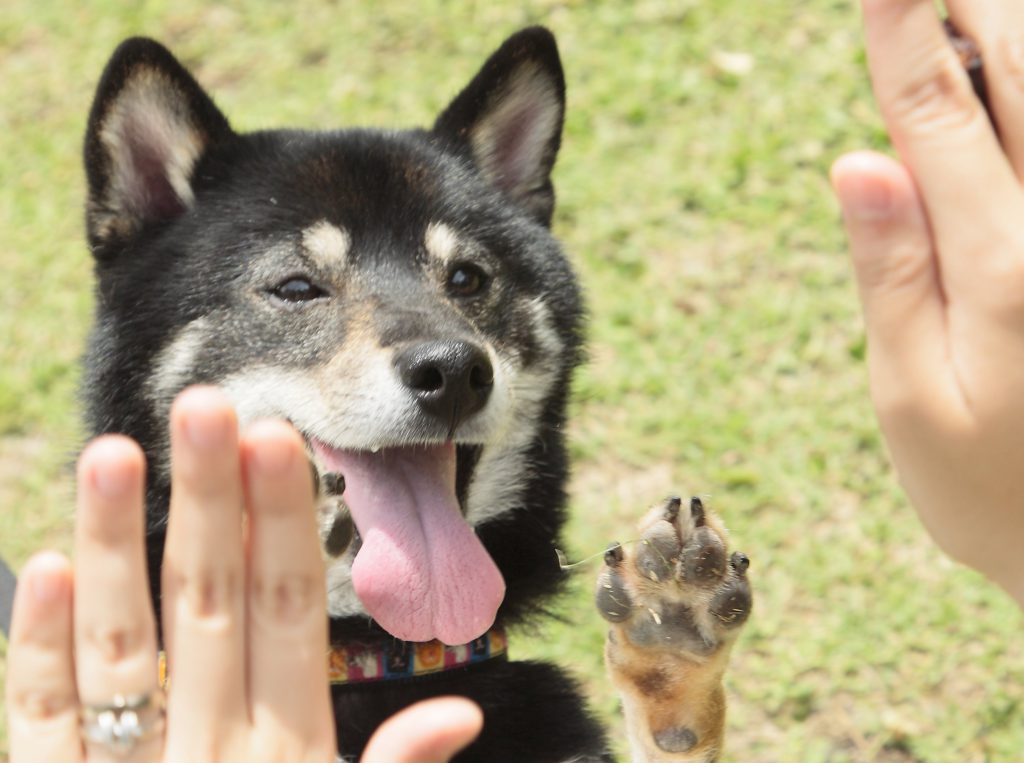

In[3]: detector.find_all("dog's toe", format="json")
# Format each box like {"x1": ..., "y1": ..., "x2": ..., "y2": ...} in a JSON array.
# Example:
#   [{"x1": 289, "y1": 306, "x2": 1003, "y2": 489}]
[
  {"x1": 635, "y1": 521, "x2": 681, "y2": 584},
  {"x1": 710, "y1": 576, "x2": 752, "y2": 629},
  {"x1": 596, "y1": 546, "x2": 634, "y2": 623},
  {"x1": 679, "y1": 526, "x2": 727, "y2": 585}
]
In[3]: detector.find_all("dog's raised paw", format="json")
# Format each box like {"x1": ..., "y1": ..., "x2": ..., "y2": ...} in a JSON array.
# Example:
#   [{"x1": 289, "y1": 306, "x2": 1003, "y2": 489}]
[
  {"x1": 596, "y1": 496, "x2": 751, "y2": 762},
  {"x1": 597, "y1": 496, "x2": 751, "y2": 652}
]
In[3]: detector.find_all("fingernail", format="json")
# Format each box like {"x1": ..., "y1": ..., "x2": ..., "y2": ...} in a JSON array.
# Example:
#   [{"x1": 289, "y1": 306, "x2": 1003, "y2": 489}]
[
  {"x1": 251, "y1": 435, "x2": 295, "y2": 476},
  {"x1": 93, "y1": 460, "x2": 133, "y2": 498},
  {"x1": 833, "y1": 162, "x2": 895, "y2": 221},
  {"x1": 847, "y1": 178, "x2": 894, "y2": 220},
  {"x1": 183, "y1": 409, "x2": 232, "y2": 449},
  {"x1": 28, "y1": 562, "x2": 67, "y2": 604},
  {"x1": 83, "y1": 438, "x2": 138, "y2": 498}
]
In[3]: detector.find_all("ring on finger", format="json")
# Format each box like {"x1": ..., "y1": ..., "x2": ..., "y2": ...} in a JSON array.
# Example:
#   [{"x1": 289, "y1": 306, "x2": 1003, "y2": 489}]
[{"x1": 79, "y1": 689, "x2": 166, "y2": 755}]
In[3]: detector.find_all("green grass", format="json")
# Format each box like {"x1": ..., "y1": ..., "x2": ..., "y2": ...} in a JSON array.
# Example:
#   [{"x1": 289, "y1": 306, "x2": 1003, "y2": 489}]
[{"x1": 2, "y1": 1, "x2": 1022, "y2": 761}]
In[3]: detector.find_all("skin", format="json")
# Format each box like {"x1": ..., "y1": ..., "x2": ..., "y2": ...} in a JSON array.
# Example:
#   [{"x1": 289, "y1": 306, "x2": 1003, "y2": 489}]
[
  {"x1": 4, "y1": 386, "x2": 482, "y2": 762},
  {"x1": 832, "y1": 0, "x2": 1024, "y2": 607}
]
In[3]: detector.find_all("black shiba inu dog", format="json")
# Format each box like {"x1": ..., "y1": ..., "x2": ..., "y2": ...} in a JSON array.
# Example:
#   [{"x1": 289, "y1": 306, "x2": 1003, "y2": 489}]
[{"x1": 82, "y1": 28, "x2": 751, "y2": 762}]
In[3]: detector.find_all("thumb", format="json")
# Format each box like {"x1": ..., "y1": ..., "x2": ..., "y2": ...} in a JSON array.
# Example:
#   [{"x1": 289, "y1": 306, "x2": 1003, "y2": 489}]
[
  {"x1": 830, "y1": 150, "x2": 949, "y2": 404},
  {"x1": 361, "y1": 697, "x2": 483, "y2": 763}
]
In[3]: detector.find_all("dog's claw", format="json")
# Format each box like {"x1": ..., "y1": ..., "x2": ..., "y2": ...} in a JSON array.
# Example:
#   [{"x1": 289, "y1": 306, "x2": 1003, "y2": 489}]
[
  {"x1": 730, "y1": 551, "x2": 750, "y2": 576},
  {"x1": 604, "y1": 542, "x2": 624, "y2": 567},
  {"x1": 662, "y1": 496, "x2": 681, "y2": 522},
  {"x1": 689, "y1": 496, "x2": 705, "y2": 527}
]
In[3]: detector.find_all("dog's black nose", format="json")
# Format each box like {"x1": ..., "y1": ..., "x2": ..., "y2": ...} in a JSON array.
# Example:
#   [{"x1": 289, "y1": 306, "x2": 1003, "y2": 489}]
[{"x1": 394, "y1": 340, "x2": 494, "y2": 433}]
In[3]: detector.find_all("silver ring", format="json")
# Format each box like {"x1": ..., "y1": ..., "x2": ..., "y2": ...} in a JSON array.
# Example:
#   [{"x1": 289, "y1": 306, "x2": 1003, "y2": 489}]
[{"x1": 79, "y1": 691, "x2": 165, "y2": 755}]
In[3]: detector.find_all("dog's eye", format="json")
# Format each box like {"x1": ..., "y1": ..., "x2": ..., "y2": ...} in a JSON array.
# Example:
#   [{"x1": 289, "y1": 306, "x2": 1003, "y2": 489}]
[
  {"x1": 271, "y1": 277, "x2": 326, "y2": 303},
  {"x1": 447, "y1": 264, "x2": 488, "y2": 297}
]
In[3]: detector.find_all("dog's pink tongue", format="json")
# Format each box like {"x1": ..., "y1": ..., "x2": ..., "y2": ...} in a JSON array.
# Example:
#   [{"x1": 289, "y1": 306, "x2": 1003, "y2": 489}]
[{"x1": 318, "y1": 443, "x2": 504, "y2": 645}]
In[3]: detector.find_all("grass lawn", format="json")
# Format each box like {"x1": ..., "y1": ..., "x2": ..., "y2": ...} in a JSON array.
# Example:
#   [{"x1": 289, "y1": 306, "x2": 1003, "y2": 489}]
[{"x1": 2, "y1": 1, "x2": 1022, "y2": 760}]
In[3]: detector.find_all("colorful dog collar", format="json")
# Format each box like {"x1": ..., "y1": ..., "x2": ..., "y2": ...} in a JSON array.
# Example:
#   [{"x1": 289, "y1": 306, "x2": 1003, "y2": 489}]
[
  {"x1": 157, "y1": 627, "x2": 507, "y2": 688},
  {"x1": 328, "y1": 627, "x2": 507, "y2": 685}
]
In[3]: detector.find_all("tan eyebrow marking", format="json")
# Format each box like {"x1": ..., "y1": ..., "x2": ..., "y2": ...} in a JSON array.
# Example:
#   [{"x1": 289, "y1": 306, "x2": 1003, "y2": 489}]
[
  {"x1": 302, "y1": 220, "x2": 351, "y2": 269},
  {"x1": 425, "y1": 221, "x2": 460, "y2": 264}
]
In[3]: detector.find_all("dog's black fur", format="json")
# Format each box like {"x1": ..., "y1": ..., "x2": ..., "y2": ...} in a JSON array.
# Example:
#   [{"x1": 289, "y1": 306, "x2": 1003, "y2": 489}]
[{"x1": 82, "y1": 29, "x2": 614, "y2": 762}]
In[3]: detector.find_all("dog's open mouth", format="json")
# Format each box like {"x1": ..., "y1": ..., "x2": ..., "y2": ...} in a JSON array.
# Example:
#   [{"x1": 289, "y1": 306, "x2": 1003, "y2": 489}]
[{"x1": 310, "y1": 438, "x2": 505, "y2": 645}]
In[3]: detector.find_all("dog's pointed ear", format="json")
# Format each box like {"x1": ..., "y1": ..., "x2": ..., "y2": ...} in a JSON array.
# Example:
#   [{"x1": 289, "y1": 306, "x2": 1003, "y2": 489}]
[
  {"x1": 84, "y1": 38, "x2": 234, "y2": 251},
  {"x1": 432, "y1": 27, "x2": 565, "y2": 227}
]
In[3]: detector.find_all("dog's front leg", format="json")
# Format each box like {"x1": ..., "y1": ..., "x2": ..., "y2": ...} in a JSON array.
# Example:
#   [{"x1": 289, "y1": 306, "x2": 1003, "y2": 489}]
[{"x1": 596, "y1": 497, "x2": 751, "y2": 762}]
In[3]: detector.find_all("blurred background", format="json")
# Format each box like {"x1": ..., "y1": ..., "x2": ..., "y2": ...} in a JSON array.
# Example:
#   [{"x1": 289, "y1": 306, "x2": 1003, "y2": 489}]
[{"x1": 2, "y1": 1, "x2": 1022, "y2": 760}]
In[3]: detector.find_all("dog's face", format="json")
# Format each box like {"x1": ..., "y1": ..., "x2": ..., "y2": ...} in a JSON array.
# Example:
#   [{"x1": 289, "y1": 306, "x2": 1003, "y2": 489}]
[{"x1": 82, "y1": 30, "x2": 583, "y2": 645}]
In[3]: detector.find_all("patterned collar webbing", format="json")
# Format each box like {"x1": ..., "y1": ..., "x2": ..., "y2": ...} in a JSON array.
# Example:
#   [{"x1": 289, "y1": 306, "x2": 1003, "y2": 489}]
[
  {"x1": 157, "y1": 627, "x2": 507, "y2": 688},
  {"x1": 328, "y1": 627, "x2": 507, "y2": 685}
]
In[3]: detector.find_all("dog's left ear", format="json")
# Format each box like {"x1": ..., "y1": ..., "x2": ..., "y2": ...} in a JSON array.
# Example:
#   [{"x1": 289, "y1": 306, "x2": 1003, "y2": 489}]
[{"x1": 432, "y1": 27, "x2": 565, "y2": 227}]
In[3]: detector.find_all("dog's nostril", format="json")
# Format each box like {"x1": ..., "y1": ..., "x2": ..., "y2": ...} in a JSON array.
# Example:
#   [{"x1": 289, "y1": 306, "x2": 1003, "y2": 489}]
[
  {"x1": 469, "y1": 363, "x2": 494, "y2": 391},
  {"x1": 410, "y1": 366, "x2": 445, "y2": 393}
]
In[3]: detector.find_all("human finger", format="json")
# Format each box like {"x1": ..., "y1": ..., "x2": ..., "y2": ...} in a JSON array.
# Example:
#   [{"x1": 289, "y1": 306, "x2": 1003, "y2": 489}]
[
  {"x1": 242, "y1": 420, "x2": 335, "y2": 758},
  {"x1": 946, "y1": 0, "x2": 1024, "y2": 178},
  {"x1": 861, "y1": 0, "x2": 1024, "y2": 295},
  {"x1": 831, "y1": 150, "x2": 964, "y2": 417},
  {"x1": 6, "y1": 552, "x2": 81, "y2": 763},
  {"x1": 161, "y1": 386, "x2": 248, "y2": 756},
  {"x1": 73, "y1": 436, "x2": 162, "y2": 762},
  {"x1": 362, "y1": 697, "x2": 484, "y2": 763}
]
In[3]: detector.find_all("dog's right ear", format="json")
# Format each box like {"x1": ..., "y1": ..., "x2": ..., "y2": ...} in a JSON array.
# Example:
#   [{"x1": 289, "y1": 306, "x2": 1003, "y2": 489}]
[{"x1": 84, "y1": 38, "x2": 234, "y2": 252}]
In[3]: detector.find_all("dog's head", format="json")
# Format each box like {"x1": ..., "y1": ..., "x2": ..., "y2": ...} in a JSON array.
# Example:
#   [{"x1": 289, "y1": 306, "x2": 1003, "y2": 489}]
[{"x1": 82, "y1": 29, "x2": 582, "y2": 644}]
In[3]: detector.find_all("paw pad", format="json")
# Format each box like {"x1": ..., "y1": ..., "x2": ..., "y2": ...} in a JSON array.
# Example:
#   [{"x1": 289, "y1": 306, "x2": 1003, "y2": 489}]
[
  {"x1": 636, "y1": 523, "x2": 679, "y2": 583},
  {"x1": 653, "y1": 726, "x2": 698, "y2": 754},
  {"x1": 595, "y1": 495, "x2": 752, "y2": 654},
  {"x1": 681, "y1": 526, "x2": 726, "y2": 584},
  {"x1": 313, "y1": 468, "x2": 355, "y2": 558}
]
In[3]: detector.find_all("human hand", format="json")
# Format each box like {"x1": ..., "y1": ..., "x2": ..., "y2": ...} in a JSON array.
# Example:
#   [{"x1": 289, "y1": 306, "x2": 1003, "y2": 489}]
[
  {"x1": 832, "y1": 0, "x2": 1024, "y2": 605},
  {"x1": 4, "y1": 386, "x2": 481, "y2": 761}
]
